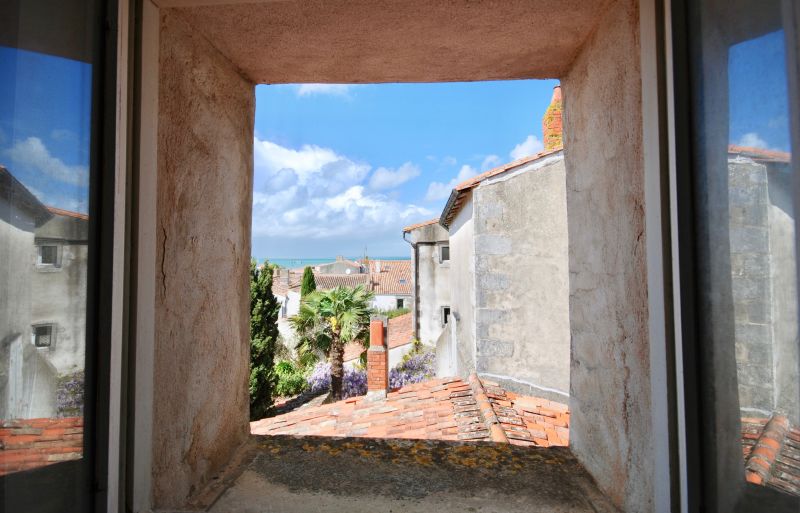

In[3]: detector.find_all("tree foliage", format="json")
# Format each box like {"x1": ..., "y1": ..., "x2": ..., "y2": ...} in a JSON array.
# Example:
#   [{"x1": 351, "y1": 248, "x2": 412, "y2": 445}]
[
  {"x1": 249, "y1": 259, "x2": 281, "y2": 420},
  {"x1": 290, "y1": 285, "x2": 374, "y2": 400},
  {"x1": 300, "y1": 266, "x2": 316, "y2": 297}
]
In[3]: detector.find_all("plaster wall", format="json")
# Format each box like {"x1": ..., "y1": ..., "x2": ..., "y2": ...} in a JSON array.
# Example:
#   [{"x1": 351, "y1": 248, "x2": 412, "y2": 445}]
[
  {"x1": 0, "y1": 203, "x2": 37, "y2": 419},
  {"x1": 448, "y1": 193, "x2": 476, "y2": 377},
  {"x1": 30, "y1": 216, "x2": 88, "y2": 375},
  {"x1": 372, "y1": 294, "x2": 409, "y2": 312},
  {"x1": 407, "y1": 223, "x2": 451, "y2": 347},
  {"x1": 728, "y1": 158, "x2": 800, "y2": 420},
  {"x1": 472, "y1": 156, "x2": 570, "y2": 401},
  {"x1": 152, "y1": 10, "x2": 254, "y2": 508},
  {"x1": 561, "y1": 0, "x2": 653, "y2": 511},
  {"x1": 765, "y1": 164, "x2": 799, "y2": 422}
]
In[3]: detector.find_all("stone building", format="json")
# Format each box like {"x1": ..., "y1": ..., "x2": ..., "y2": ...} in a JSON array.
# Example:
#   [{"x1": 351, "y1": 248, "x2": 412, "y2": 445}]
[
  {"x1": 0, "y1": 167, "x2": 88, "y2": 420},
  {"x1": 437, "y1": 149, "x2": 570, "y2": 401},
  {"x1": 403, "y1": 219, "x2": 452, "y2": 346},
  {"x1": 728, "y1": 145, "x2": 798, "y2": 422}
]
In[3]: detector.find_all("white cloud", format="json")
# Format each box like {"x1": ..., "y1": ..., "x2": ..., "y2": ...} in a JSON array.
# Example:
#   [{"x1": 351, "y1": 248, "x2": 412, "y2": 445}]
[
  {"x1": 368, "y1": 162, "x2": 420, "y2": 190},
  {"x1": 737, "y1": 132, "x2": 769, "y2": 150},
  {"x1": 296, "y1": 84, "x2": 352, "y2": 97},
  {"x1": 27, "y1": 185, "x2": 88, "y2": 214},
  {"x1": 5, "y1": 137, "x2": 88, "y2": 186},
  {"x1": 481, "y1": 154, "x2": 501, "y2": 171},
  {"x1": 252, "y1": 137, "x2": 432, "y2": 240},
  {"x1": 425, "y1": 164, "x2": 476, "y2": 202},
  {"x1": 442, "y1": 156, "x2": 458, "y2": 166},
  {"x1": 509, "y1": 134, "x2": 544, "y2": 160}
]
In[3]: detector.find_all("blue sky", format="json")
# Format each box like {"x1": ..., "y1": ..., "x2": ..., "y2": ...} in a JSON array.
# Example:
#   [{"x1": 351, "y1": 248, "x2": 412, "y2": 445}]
[
  {"x1": 0, "y1": 46, "x2": 92, "y2": 213},
  {"x1": 252, "y1": 80, "x2": 560, "y2": 258},
  {"x1": 0, "y1": 30, "x2": 792, "y2": 258}
]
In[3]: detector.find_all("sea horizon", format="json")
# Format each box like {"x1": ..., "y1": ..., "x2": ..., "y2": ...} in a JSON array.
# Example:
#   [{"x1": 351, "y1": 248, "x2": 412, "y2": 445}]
[{"x1": 258, "y1": 256, "x2": 409, "y2": 269}]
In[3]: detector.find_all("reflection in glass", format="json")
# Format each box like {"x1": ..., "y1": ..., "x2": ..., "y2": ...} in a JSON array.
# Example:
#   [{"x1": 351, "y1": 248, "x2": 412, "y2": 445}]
[
  {"x1": 727, "y1": 31, "x2": 799, "y2": 497},
  {"x1": 0, "y1": 46, "x2": 90, "y2": 475}
]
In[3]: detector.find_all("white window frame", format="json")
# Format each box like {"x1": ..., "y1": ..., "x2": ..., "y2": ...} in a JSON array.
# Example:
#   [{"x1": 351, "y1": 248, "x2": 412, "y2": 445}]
[
  {"x1": 439, "y1": 244, "x2": 450, "y2": 264},
  {"x1": 36, "y1": 243, "x2": 62, "y2": 269}
]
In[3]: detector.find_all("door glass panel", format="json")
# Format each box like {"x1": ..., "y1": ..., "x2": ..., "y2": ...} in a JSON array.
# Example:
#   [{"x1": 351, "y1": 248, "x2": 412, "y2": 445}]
[{"x1": 0, "y1": 6, "x2": 93, "y2": 482}]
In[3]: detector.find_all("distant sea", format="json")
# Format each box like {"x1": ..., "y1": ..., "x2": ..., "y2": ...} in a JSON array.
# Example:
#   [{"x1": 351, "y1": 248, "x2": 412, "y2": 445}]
[{"x1": 264, "y1": 256, "x2": 408, "y2": 269}]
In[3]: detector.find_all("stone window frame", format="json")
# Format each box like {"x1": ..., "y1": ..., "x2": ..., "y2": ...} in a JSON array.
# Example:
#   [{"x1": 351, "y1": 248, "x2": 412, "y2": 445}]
[{"x1": 31, "y1": 322, "x2": 58, "y2": 349}]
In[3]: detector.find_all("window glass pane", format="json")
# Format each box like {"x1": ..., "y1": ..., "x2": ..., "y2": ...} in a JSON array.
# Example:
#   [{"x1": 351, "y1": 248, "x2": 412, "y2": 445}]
[
  {"x1": 0, "y1": 8, "x2": 93, "y2": 480},
  {"x1": 687, "y1": 0, "x2": 798, "y2": 506}
]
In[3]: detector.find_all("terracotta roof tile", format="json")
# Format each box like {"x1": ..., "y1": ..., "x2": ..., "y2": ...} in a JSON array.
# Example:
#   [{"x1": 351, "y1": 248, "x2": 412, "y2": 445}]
[
  {"x1": 314, "y1": 273, "x2": 371, "y2": 290},
  {"x1": 46, "y1": 206, "x2": 89, "y2": 220},
  {"x1": 271, "y1": 269, "x2": 303, "y2": 296},
  {"x1": 0, "y1": 417, "x2": 83, "y2": 476},
  {"x1": 742, "y1": 415, "x2": 800, "y2": 496},
  {"x1": 402, "y1": 218, "x2": 440, "y2": 232},
  {"x1": 370, "y1": 260, "x2": 412, "y2": 295},
  {"x1": 728, "y1": 145, "x2": 791, "y2": 163},
  {"x1": 387, "y1": 313, "x2": 413, "y2": 349},
  {"x1": 251, "y1": 376, "x2": 569, "y2": 447}
]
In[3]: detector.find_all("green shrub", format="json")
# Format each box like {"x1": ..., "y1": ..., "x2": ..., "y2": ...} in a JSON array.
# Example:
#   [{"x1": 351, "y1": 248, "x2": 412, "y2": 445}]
[
  {"x1": 380, "y1": 307, "x2": 410, "y2": 319},
  {"x1": 274, "y1": 360, "x2": 308, "y2": 397}
]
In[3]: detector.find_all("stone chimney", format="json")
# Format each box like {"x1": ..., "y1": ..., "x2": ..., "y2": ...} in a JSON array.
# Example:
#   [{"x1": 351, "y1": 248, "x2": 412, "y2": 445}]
[
  {"x1": 280, "y1": 269, "x2": 289, "y2": 285},
  {"x1": 542, "y1": 85, "x2": 563, "y2": 151},
  {"x1": 367, "y1": 317, "x2": 389, "y2": 399}
]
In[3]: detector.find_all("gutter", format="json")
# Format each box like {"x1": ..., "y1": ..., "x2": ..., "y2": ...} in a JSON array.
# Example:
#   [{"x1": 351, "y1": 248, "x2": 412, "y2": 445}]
[{"x1": 402, "y1": 231, "x2": 420, "y2": 341}]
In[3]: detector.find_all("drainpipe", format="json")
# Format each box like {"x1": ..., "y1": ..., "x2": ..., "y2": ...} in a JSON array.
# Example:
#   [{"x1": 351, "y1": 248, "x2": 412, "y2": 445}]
[{"x1": 402, "y1": 231, "x2": 420, "y2": 341}]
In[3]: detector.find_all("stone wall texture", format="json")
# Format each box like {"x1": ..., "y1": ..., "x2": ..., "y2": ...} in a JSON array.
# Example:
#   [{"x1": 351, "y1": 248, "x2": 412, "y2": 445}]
[
  {"x1": 152, "y1": 10, "x2": 254, "y2": 509},
  {"x1": 472, "y1": 156, "x2": 570, "y2": 401},
  {"x1": 562, "y1": 0, "x2": 653, "y2": 511}
]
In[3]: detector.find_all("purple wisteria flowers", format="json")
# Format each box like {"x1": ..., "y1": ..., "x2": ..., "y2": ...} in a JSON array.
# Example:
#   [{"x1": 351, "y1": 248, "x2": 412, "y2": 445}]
[{"x1": 306, "y1": 348, "x2": 435, "y2": 399}]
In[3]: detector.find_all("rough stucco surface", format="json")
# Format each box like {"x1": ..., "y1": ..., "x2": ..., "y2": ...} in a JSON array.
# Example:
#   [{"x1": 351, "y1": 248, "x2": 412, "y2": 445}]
[
  {"x1": 171, "y1": 0, "x2": 612, "y2": 84},
  {"x1": 153, "y1": 11, "x2": 254, "y2": 508},
  {"x1": 562, "y1": 0, "x2": 653, "y2": 511},
  {"x1": 406, "y1": 223, "x2": 451, "y2": 346},
  {"x1": 473, "y1": 157, "x2": 570, "y2": 401},
  {"x1": 448, "y1": 194, "x2": 476, "y2": 377}
]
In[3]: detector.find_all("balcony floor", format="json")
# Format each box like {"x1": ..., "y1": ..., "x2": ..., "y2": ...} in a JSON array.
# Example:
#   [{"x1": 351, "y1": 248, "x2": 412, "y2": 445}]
[{"x1": 173, "y1": 435, "x2": 619, "y2": 513}]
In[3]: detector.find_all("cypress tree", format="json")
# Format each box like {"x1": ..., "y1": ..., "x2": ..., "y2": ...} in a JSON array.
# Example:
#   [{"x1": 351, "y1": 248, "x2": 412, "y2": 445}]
[
  {"x1": 249, "y1": 259, "x2": 280, "y2": 420},
  {"x1": 300, "y1": 266, "x2": 316, "y2": 297}
]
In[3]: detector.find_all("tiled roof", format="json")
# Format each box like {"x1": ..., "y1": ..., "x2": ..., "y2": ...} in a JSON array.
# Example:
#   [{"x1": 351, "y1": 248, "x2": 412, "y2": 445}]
[
  {"x1": 370, "y1": 259, "x2": 412, "y2": 295},
  {"x1": 251, "y1": 374, "x2": 569, "y2": 447},
  {"x1": 402, "y1": 218, "x2": 440, "y2": 233},
  {"x1": 343, "y1": 341, "x2": 366, "y2": 363},
  {"x1": 742, "y1": 415, "x2": 800, "y2": 496},
  {"x1": 47, "y1": 206, "x2": 89, "y2": 220},
  {"x1": 343, "y1": 313, "x2": 414, "y2": 363},
  {"x1": 387, "y1": 313, "x2": 413, "y2": 349},
  {"x1": 271, "y1": 269, "x2": 303, "y2": 296},
  {"x1": 0, "y1": 417, "x2": 83, "y2": 475},
  {"x1": 313, "y1": 273, "x2": 371, "y2": 291},
  {"x1": 440, "y1": 149, "x2": 564, "y2": 228},
  {"x1": 728, "y1": 145, "x2": 791, "y2": 163}
]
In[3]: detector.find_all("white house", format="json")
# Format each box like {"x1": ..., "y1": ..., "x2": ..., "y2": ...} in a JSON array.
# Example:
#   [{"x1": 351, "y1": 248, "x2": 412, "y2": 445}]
[{"x1": 402, "y1": 219, "x2": 451, "y2": 347}]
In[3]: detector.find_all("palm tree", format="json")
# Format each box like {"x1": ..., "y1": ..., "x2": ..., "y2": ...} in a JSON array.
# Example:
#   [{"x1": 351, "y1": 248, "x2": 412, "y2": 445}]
[{"x1": 290, "y1": 285, "x2": 374, "y2": 400}]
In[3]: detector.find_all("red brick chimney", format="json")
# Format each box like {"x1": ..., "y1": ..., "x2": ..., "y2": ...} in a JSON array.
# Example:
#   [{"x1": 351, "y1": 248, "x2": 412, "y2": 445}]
[
  {"x1": 542, "y1": 85, "x2": 563, "y2": 151},
  {"x1": 367, "y1": 318, "x2": 389, "y2": 399}
]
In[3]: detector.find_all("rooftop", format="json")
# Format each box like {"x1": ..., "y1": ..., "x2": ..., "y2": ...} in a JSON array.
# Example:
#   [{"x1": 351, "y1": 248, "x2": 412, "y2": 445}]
[
  {"x1": 440, "y1": 148, "x2": 564, "y2": 228},
  {"x1": 251, "y1": 374, "x2": 568, "y2": 448}
]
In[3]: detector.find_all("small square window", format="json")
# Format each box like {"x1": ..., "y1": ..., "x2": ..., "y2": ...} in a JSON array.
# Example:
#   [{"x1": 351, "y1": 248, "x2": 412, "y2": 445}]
[
  {"x1": 442, "y1": 307, "x2": 451, "y2": 326},
  {"x1": 396, "y1": 298, "x2": 405, "y2": 309},
  {"x1": 37, "y1": 245, "x2": 59, "y2": 267},
  {"x1": 33, "y1": 325, "x2": 54, "y2": 347},
  {"x1": 440, "y1": 246, "x2": 450, "y2": 263}
]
